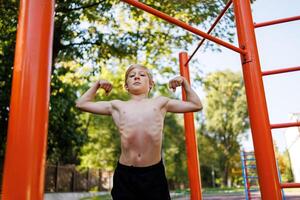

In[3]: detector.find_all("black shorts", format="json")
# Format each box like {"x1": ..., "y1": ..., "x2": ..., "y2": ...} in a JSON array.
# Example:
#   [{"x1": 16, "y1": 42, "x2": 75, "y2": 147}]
[{"x1": 111, "y1": 159, "x2": 171, "y2": 200}]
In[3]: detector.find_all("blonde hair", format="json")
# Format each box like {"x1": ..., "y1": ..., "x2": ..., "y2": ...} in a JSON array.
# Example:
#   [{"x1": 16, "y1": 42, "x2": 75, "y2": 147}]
[
  {"x1": 124, "y1": 64, "x2": 154, "y2": 92},
  {"x1": 125, "y1": 64, "x2": 154, "y2": 84}
]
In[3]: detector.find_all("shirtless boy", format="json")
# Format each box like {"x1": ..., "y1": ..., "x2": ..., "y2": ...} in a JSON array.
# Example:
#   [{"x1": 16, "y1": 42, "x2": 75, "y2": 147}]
[{"x1": 76, "y1": 64, "x2": 202, "y2": 200}]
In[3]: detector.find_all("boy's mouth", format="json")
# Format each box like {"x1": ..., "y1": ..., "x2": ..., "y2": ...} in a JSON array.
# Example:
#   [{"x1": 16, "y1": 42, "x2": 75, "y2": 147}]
[{"x1": 133, "y1": 82, "x2": 141, "y2": 85}]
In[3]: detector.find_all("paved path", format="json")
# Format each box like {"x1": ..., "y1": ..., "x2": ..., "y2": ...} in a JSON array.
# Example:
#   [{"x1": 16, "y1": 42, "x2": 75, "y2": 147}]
[
  {"x1": 44, "y1": 192, "x2": 300, "y2": 200},
  {"x1": 173, "y1": 193, "x2": 300, "y2": 200}
]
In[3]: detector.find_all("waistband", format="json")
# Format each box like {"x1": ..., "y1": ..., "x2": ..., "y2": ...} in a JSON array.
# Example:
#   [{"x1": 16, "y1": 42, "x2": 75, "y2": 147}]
[{"x1": 116, "y1": 159, "x2": 164, "y2": 173}]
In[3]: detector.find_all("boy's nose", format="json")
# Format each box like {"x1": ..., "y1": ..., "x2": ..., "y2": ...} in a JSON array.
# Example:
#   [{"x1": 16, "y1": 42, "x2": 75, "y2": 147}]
[{"x1": 134, "y1": 76, "x2": 140, "y2": 80}]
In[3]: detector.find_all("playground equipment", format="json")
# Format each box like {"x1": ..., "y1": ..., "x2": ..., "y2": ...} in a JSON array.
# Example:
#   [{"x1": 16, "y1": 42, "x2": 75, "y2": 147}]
[
  {"x1": 2, "y1": 0, "x2": 300, "y2": 199},
  {"x1": 241, "y1": 150, "x2": 287, "y2": 200},
  {"x1": 241, "y1": 150, "x2": 260, "y2": 200}
]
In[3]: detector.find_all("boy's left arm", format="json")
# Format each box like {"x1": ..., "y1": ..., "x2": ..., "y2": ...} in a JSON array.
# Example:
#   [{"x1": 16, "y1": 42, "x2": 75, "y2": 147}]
[{"x1": 165, "y1": 76, "x2": 203, "y2": 113}]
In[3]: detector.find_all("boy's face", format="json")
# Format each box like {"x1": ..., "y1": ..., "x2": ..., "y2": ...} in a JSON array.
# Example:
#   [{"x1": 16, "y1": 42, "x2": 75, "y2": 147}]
[{"x1": 125, "y1": 67, "x2": 153, "y2": 95}]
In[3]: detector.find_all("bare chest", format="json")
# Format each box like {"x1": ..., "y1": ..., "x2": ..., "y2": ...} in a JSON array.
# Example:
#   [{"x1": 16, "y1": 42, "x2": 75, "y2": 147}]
[{"x1": 120, "y1": 104, "x2": 163, "y2": 128}]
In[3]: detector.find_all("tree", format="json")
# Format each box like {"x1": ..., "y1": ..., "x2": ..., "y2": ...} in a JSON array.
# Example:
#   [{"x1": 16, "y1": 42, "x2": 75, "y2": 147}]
[
  {"x1": 0, "y1": 0, "x2": 18, "y2": 165},
  {"x1": 274, "y1": 142, "x2": 294, "y2": 183},
  {"x1": 1, "y1": 0, "x2": 242, "y2": 167},
  {"x1": 202, "y1": 70, "x2": 249, "y2": 187}
]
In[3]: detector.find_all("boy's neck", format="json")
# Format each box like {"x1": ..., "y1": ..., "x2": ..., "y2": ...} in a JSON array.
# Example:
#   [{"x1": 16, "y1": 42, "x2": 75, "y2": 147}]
[{"x1": 130, "y1": 93, "x2": 148, "y2": 101}]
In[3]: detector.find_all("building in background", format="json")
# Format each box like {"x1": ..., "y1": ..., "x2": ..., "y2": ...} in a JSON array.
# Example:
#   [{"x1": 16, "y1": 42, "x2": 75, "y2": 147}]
[{"x1": 284, "y1": 113, "x2": 300, "y2": 182}]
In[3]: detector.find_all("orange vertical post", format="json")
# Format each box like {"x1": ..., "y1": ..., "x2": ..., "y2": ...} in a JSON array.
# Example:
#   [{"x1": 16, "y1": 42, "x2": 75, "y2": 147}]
[
  {"x1": 2, "y1": 0, "x2": 54, "y2": 199},
  {"x1": 179, "y1": 52, "x2": 202, "y2": 200},
  {"x1": 233, "y1": 0, "x2": 282, "y2": 199}
]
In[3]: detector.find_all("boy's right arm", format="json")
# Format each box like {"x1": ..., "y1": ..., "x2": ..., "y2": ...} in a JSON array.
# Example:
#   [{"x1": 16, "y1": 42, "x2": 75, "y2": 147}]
[{"x1": 76, "y1": 80, "x2": 113, "y2": 115}]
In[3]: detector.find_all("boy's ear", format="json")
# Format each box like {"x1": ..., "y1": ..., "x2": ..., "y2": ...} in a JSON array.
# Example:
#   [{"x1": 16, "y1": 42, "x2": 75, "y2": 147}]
[
  {"x1": 149, "y1": 81, "x2": 154, "y2": 90},
  {"x1": 124, "y1": 84, "x2": 128, "y2": 90}
]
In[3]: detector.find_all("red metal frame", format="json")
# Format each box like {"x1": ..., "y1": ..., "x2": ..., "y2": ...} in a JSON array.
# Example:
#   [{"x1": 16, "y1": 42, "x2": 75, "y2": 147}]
[
  {"x1": 262, "y1": 65, "x2": 300, "y2": 76},
  {"x1": 271, "y1": 121, "x2": 300, "y2": 129},
  {"x1": 281, "y1": 183, "x2": 300, "y2": 188},
  {"x1": 233, "y1": 0, "x2": 282, "y2": 199},
  {"x1": 179, "y1": 52, "x2": 202, "y2": 200},
  {"x1": 4, "y1": 0, "x2": 300, "y2": 199},
  {"x1": 2, "y1": 0, "x2": 54, "y2": 199},
  {"x1": 254, "y1": 15, "x2": 300, "y2": 28},
  {"x1": 121, "y1": 0, "x2": 246, "y2": 55},
  {"x1": 186, "y1": 0, "x2": 233, "y2": 66}
]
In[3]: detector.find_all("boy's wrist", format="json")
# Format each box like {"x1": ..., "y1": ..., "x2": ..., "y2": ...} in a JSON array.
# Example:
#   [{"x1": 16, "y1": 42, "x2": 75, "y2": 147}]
[{"x1": 95, "y1": 81, "x2": 101, "y2": 88}]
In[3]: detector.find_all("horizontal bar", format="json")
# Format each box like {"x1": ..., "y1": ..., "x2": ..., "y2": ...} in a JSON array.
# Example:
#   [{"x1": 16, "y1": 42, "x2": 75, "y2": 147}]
[
  {"x1": 281, "y1": 183, "x2": 300, "y2": 188},
  {"x1": 248, "y1": 176, "x2": 258, "y2": 179},
  {"x1": 262, "y1": 66, "x2": 300, "y2": 76},
  {"x1": 254, "y1": 15, "x2": 300, "y2": 28},
  {"x1": 185, "y1": 0, "x2": 233, "y2": 65},
  {"x1": 271, "y1": 121, "x2": 300, "y2": 129},
  {"x1": 121, "y1": 0, "x2": 246, "y2": 55}
]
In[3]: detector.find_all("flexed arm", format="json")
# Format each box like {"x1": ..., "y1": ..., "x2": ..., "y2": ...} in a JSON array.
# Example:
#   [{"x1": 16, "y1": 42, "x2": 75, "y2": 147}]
[
  {"x1": 76, "y1": 80, "x2": 113, "y2": 115},
  {"x1": 166, "y1": 76, "x2": 202, "y2": 113}
]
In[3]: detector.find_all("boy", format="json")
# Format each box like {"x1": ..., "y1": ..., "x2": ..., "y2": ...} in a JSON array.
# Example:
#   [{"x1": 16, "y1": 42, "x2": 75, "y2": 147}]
[{"x1": 76, "y1": 64, "x2": 202, "y2": 200}]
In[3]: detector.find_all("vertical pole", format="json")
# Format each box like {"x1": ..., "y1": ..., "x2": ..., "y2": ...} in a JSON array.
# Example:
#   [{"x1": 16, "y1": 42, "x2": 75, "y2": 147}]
[
  {"x1": 2, "y1": 0, "x2": 54, "y2": 199},
  {"x1": 179, "y1": 52, "x2": 202, "y2": 200},
  {"x1": 232, "y1": 0, "x2": 282, "y2": 199}
]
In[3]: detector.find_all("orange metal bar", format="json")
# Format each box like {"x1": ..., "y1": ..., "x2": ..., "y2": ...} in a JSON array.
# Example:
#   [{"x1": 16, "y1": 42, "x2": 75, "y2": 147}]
[
  {"x1": 179, "y1": 52, "x2": 202, "y2": 200},
  {"x1": 186, "y1": 0, "x2": 233, "y2": 66},
  {"x1": 2, "y1": 0, "x2": 54, "y2": 199},
  {"x1": 233, "y1": 0, "x2": 282, "y2": 199},
  {"x1": 262, "y1": 66, "x2": 300, "y2": 76},
  {"x1": 280, "y1": 183, "x2": 300, "y2": 188},
  {"x1": 254, "y1": 15, "x2": 300, "y2": 28},
  {"x1": 121, "y1": 0, "x2": 246, "y2": 55},
  {"x1": 271, "y1": 121, "x2": 300, "y2": 129}
]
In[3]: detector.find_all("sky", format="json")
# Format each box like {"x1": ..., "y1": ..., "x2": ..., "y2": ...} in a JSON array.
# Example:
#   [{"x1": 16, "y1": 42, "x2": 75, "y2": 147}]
[{"x1": 189, "y1": 0, "x2": 300, "y2": 151}]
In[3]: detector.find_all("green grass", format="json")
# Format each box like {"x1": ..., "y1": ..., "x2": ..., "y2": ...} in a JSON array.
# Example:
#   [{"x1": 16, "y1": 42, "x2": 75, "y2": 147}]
[
  {"x1": 203, "y1": 187, "x2": 245, "y2": 194},
  {"x1": 80, "y1": 194, "x2": 112, "y2": 200}
]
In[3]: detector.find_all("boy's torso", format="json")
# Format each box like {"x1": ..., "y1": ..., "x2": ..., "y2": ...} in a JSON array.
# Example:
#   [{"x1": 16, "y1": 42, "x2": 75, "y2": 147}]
[{"x1": 111, "y1": 96, "x2": 168, "y2": 167}]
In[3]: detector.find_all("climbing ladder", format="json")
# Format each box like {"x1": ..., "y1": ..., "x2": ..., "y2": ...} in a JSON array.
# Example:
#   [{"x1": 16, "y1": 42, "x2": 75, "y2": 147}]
[
  {"x1": 241, "y1": 150, "x2": 260, "y2": 200},
  {"x1": 241, "y1": 150, "x2": 288, "y2": 200}
]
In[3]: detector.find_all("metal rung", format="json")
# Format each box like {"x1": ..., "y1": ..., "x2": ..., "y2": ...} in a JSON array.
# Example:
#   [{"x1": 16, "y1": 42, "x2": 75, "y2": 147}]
[
  {"x1": 254, "y1": 15, "x2": 300, "y2": 28},
  {"x1": 271, "y1": 121, "x2": 300, "y2": 129},
  {"x1": 241, "y1": 158, "x2": 255, "y2": 161},
  {"x1": 281, "y1": 183, "x2": 300, "y2": 188},
  {"x1": 262, "y1": 66, "x2": 300, "y2": 76},
  {"x1": 246, "y1": 165, "x2": 256, "y2": 169},
  {"x1": 249, "y1": 189, "x2": 259, "y2": 192},
  {"x1": 248, "y1": 176, "x2": 258, "y2": 179}
]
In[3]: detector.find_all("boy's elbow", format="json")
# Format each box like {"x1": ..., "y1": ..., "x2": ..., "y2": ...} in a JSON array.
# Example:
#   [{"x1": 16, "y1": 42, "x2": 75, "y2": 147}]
[
  {"x1": 75, "y1": 100, "x2": 84, "y2": 110},
  {"x1": 194, "y1": 103, "x2": 203, "y2": 112}
]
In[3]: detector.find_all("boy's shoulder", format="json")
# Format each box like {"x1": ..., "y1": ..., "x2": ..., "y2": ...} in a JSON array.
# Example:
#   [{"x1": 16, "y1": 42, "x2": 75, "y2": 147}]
[{"x1": 152, "y1": 95, "x2": 170, "y2": 104}]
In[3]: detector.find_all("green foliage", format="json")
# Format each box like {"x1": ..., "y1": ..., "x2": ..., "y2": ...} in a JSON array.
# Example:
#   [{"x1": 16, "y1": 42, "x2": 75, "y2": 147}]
[
  {"x1": 0, "y1": 0, "x2": 18, "y2": 163},
  {"x1": 163, "y1": 113, "x2": 188, "y2": 189},
  {"x1": 0, "y1": 0, "x2": 251, "y2": 182},
  {"x1": 47, "y1": 67, "x2": 88, "y2": 164},
  {"x1": 202, "y1": 70, "x2": 249, "y2": 186},
  {"x1": 274, "y1": 144, "x2": 294, "y2": 183}
]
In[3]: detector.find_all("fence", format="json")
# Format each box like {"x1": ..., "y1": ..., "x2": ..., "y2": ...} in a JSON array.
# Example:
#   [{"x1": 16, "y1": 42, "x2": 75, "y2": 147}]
[{"x1": 45, "y1": 164, "x2": 113, "y2": 192}]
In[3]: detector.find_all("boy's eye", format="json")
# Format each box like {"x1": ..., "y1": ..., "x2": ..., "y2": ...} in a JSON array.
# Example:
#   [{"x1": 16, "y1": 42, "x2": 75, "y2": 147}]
[
  {"x1": 140, "y1": 74, "x2": 146, "y2": 76},
  {"x1": 129, "y1": 74, "x2": 135, "y2": 78}
]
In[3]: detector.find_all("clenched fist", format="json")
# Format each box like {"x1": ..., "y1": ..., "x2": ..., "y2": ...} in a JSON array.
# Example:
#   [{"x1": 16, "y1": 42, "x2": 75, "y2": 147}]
[
  {"x1": 98, "y1": 80, "x2": 113, "y2": 95},
  {"x1": 168, "y1": 76, "x2": 187, "y2": 92}
]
